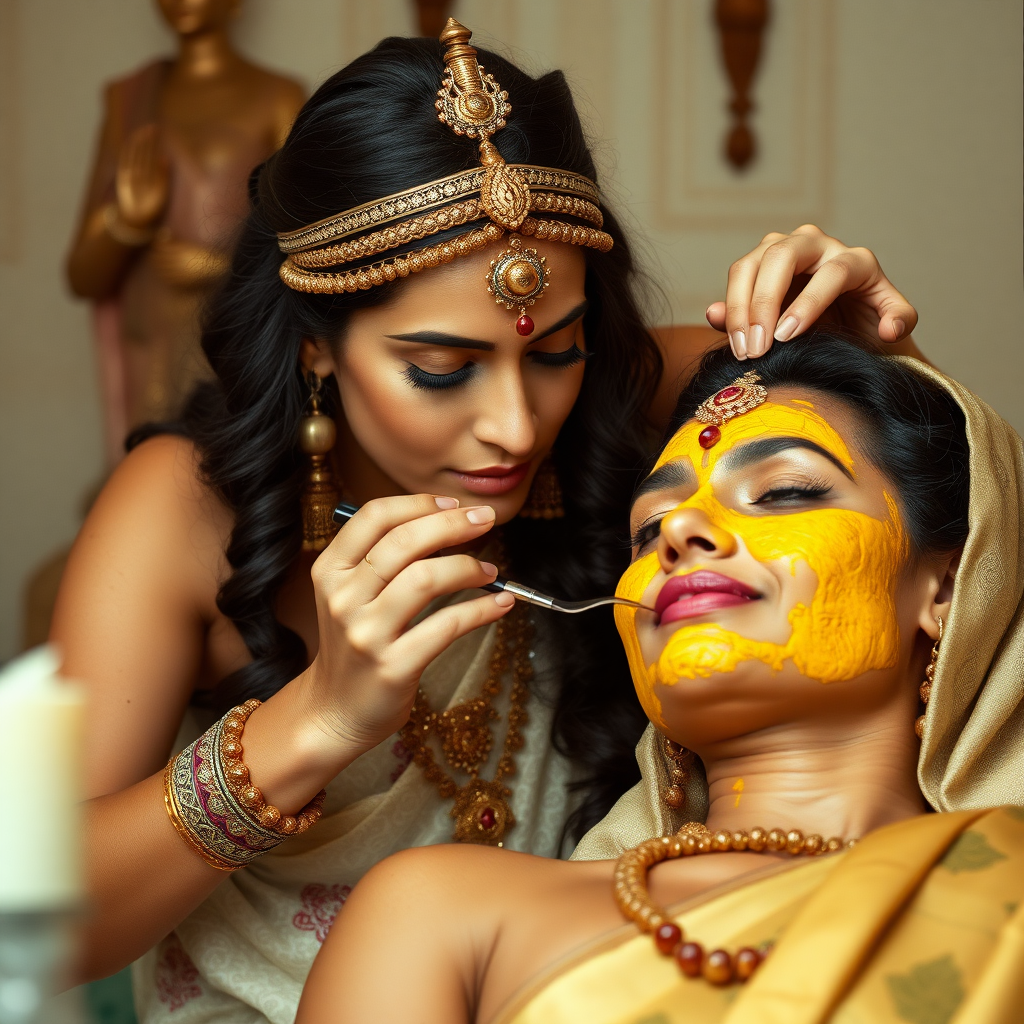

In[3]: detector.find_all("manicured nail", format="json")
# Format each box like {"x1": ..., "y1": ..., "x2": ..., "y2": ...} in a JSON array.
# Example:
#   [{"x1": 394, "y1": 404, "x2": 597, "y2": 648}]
[
  {"x1": 466, "y1": 506, "x2": 495, "y2": 525},
  {"x1": 774, "y1": 316, "x2": 799, "y2": 342},
  {"x1": 891, "y1": 319, "x2": 906, "y2": 340},
  {"x1": 494, "y1": 592, "x2": 515, "y2": 607},
  {"x1": 731, "y1": 330, "x2": 747, "y2": 359},
  {"x1": 434, "y1": 496, "x2": 459, "y2": 509},
  {"x1": 479, "y1": 561, "x2": 498, "y2": 577},
  {"x1": 748, "y1": 324, "x2": 765, "y2": 357}
]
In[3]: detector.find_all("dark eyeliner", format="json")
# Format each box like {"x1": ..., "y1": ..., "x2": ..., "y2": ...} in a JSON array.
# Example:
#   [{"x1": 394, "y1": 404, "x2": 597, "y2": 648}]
[
  {"x1": 403, "y1": 362, "x2": 476, "y2": 391},
  {"x1": 751, "y1": 482, "x2": 833, "y2": 506},
  {"x1": 530, "y1": 344, "x2": 591, "y2": 368}
]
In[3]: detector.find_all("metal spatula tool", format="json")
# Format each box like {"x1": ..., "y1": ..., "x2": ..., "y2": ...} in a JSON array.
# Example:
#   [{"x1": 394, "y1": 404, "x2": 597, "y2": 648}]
[{"x1": 333, "y1": 502, "x2": 654, "y2": 615}]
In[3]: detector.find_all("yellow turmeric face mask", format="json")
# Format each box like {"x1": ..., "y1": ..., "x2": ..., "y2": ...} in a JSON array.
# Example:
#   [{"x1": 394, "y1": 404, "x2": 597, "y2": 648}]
[{"x1": 615, "y1": 400, "x2": 908, "y2": 729}]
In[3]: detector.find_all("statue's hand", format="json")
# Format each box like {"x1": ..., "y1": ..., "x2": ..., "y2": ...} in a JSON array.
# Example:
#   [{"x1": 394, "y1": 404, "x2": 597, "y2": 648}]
[
  {"x1": 707, "y1": 224, "x2": 919, "y2": 360},
  {"x1": 115, "y1": 124, "x2": 169, "y2": 230}
]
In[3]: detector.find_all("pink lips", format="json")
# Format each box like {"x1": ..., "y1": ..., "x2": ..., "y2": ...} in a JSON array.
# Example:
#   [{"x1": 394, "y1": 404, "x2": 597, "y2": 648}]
[
  {"x1": 449, "y1": 462, "x2": 532, "y2": 496},
  {"x1": 654, "y1": 570, "x2": 759, "y2": 626}
]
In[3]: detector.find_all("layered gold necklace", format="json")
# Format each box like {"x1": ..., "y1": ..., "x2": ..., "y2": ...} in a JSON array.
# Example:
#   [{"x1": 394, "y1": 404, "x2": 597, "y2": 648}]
[{"x1": 399, "y1": 573, "x2": 533, "y2": 846}]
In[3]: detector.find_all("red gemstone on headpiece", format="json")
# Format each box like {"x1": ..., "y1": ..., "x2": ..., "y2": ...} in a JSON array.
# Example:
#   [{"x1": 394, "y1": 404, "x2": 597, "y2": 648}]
[
  {"x1": 516, "y1": 314, "x2": 535, "y2": 336},
  {"x1": 698, "y1": 425, "x2": 721, "y2": 449},
  {"x1": 713, "y1": 386, "x2": 742, "y2": 405},
  {"x1": 479, "y1": 807, "x2": 496, "y2": 830}
]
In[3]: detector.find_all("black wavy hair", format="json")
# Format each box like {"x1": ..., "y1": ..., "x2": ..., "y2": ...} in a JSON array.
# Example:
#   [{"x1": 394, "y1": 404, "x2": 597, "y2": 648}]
[
  {"x1": 132, "y1": 36, "x2": 663, "y2": 843},
  {"x1": 666, "y1": 332, "x2": 970, "y2": 556}
]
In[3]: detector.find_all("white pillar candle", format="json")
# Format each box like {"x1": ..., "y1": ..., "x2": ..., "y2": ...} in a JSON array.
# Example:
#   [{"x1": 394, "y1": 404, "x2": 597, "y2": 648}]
[{"x1": 0, "y1": 647, "x2": 84, "y2": 911}]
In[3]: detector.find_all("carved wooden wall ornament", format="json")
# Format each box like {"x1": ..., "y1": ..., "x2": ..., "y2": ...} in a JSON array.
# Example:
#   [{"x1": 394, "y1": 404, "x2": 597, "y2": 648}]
[{"x1": 714, "y1": 0, "x2": 771, "y2": 170}]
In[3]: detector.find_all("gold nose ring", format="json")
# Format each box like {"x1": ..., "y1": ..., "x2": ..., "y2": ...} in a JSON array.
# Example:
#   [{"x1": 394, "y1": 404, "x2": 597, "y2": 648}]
[{"x1": 364, "y1": 553, "x2": 389, "y2": 584}]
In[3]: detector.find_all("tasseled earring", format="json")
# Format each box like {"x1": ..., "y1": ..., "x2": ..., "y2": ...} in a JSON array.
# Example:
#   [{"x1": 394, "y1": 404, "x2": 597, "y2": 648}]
[
  {"x1": 662, "y1": 737, "x2": 694, "y2": 811},
  {"x1": 914, "y1": 616, "x2": 943, "y2": 739},
  {"x1": 519, "y1": 453, "x2": 564, "y2": 519},
  {"x1": 299, "y1": 372, "x2": 340, "y2": 551}
]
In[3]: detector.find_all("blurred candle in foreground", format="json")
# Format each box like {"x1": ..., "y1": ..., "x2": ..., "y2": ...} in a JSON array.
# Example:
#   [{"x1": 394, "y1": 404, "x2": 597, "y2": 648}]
[{"x1": 0, "y1": 646, "x2": 84, "y2": 911}]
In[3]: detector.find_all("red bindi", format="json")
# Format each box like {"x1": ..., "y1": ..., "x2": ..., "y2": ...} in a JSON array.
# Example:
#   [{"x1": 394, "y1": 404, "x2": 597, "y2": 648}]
[{"x1": 698, "y1": 425, "x2": 721, "y2": 449}]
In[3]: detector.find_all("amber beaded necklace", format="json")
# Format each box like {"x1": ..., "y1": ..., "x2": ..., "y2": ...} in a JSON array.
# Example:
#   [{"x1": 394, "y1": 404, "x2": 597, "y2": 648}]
[
  {"x1": 614, "y1": 821, "x2": 855, "y2": 986},
  {"x1": 399, "y1": 575, "x2": 532, "y2": 846}
]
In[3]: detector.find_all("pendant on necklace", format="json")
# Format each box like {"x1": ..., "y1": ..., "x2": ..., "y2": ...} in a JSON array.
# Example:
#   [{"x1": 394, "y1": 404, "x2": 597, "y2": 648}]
[{"x1": 451, "y1": 777, "x2": 515, "y2": 845}]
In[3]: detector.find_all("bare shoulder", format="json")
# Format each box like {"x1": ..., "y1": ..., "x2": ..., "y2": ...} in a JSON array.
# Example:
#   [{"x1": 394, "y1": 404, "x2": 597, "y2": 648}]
[
  {"x1": 299, "y1": 846, "x2": 575, "y2": 1024},
  {"x1": 300, "y1": 845, "x2": 617, "y2": 1024},
  {"x1": 77, "y1": 434, "x2": 230, "y2": 574}
]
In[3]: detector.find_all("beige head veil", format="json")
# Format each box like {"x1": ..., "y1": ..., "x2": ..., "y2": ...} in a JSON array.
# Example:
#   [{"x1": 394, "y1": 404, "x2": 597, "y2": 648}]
[{"x1": 573, "y1": 357, "x2": 1024, "y2": 860}]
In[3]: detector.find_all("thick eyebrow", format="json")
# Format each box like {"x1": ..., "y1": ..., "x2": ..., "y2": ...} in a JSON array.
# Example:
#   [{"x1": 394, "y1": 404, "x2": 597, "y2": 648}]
[
  {"x1": 717, "y1": 436, "x2": 855, "y2": 481},
  {"x1": 632, "y1": 460, "x2": 696, "y2": 502},
  {"x1": 385, "y1": 300, "x2": 589, "y2": 351}
]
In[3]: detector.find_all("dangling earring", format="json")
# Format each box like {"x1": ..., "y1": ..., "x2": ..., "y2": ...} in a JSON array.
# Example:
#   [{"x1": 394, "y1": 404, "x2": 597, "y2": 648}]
[
  {"x1": 914, "y1": 616, "x2": 943, "y2": 739},
  {"x1": 662, "y1": 737, "x2": 693, "y2": 811},
  {"x1": 298, "y1": 372, "x2": 340, "y2": 552},
  {"x1": 519, "y1": 454, "x2": 564, "y2": 519}
]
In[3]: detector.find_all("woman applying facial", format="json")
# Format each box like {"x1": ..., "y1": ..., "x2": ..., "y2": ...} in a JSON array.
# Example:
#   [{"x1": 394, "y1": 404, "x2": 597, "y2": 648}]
[
  {"x1": 298, "y1": 336, "x2": 1024, "y2": 1024},
  {"x1": 53, "y1": 20, "x2": 924, "y2": 1019}
]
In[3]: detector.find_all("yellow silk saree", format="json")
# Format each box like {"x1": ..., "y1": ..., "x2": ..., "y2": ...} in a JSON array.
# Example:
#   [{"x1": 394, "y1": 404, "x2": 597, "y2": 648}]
[{"x1": 500, "y1": 807, "x2": 1023, "y2": 1024}]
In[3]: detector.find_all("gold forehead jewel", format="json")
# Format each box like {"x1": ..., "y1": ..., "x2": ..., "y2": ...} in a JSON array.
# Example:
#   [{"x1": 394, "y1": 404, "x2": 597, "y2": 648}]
[
  {"x1": 436, "y1": 20, "x2": 529, "y2": 234},
  {"x1": 274, "y1": 19, "x2": 613, "y2": 299},
  {"x1": 694, "y1": 371, "x2": 768, "y2": 448},
  {"x1": 487, "y1": 236, "x2": 548, "y2": 336}
]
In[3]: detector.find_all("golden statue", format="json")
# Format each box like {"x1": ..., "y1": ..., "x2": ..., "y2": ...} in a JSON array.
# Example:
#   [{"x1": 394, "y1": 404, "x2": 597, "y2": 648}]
[{"x1": 66, "y1": 0, "x2": 304, "y2": 461}]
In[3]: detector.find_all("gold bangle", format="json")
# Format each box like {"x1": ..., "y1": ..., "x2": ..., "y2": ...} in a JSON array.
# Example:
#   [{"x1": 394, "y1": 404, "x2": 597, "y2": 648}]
[
  {"x1": 219, "y1": 700, "x2": 327, "y2": 834},
  {"x1": 163, "y1": 707, "x2": 287, "y2": 870},
  {"x1": 102, "y1": 203, "x2": 155, "y2": 247}
]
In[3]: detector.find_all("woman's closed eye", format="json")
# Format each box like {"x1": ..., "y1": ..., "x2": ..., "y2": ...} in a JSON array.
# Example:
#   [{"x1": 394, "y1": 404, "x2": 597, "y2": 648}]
[
  {"x1": 403, "y1": 343, "x2": 590, "y2": 391},
  {"x1": 529, "y1": 343, "x2": 590, "y2": 368},
  {"x1": 748, "y1": 478, "x2": 833, "y2": 509},
  {"x1": 631, "y1": 517, "x2": 664, "y2": 556}
]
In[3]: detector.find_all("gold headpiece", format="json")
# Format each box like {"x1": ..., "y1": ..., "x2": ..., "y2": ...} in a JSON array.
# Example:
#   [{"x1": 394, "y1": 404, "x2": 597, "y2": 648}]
[
  {"x1": 693, "y1": 371, "x2": 768, "y2": 449},
  {"x1": 276, "y1": 19, "x2": 612, "y2": 334}
]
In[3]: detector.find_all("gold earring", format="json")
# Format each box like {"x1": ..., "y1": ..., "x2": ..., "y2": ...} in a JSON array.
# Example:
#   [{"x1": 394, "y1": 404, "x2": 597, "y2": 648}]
[
  {"x1": 519, "y1": 454, "x2": 564, "y2": 519},
  {"x1": 298, "y1": 372, "x2": 340, "y2": 551},
  {"x1": 914, "y1": 616, "x2": 943, "y2": 739},
  {"x1": 662, "y1": 737, "x2": 693, "y2": 811}
]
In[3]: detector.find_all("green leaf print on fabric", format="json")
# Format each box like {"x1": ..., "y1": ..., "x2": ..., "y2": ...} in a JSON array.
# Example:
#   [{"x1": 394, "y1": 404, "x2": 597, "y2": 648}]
[
  {"x1": 886, "y1": 956, "x2": 964, "y2": 1024},
  {"x1": 1004, "y1": 806, "x2": 1024, "y2": 822},
  {"x1": 940, "y1": 830, "x2": 1007, "y2": 873}
]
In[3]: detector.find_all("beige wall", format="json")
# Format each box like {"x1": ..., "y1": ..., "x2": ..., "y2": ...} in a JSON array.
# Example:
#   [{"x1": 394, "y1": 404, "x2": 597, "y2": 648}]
[{"x1": 1, "y1": 0, "x2": 1021, "y2": 660}]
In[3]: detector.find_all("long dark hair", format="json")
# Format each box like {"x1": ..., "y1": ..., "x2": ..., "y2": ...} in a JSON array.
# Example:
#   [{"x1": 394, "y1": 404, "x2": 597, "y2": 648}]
[
  {"x1": 667, "y1": 333, "x2": 971, "y2": 555},
  {"x1": 133, "y1": 37, "x2": 663, "y2": 842}
]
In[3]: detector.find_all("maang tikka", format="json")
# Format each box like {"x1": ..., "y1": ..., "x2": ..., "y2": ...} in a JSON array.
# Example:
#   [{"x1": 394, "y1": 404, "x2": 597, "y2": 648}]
[{"x1": 435, "y1": 20, "x2": 549, "y2": 335}]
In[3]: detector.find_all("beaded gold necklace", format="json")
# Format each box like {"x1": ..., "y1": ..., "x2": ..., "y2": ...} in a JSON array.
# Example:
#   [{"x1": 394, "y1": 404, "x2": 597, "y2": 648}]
[
  {"x1": 399, "y1": 591, "x2": 532, "y2": 846},
  {"x1": 614, "y1": 821, "x2": 855, "y2": 985}
]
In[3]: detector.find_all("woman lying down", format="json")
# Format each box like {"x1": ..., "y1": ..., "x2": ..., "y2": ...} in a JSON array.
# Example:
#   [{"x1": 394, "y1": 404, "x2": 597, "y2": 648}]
[{"x1": 297, "y1": 333, "x2": 1024, "y2": 1024}]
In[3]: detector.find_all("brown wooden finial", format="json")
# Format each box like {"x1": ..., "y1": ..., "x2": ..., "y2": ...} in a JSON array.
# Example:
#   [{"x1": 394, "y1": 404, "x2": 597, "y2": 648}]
[
  {"x1": 715, "y1": 0, "x2": 771, "y2": 171},
  {"x1": 414, "y1": 1, "x2": 457, "y2": 40}
]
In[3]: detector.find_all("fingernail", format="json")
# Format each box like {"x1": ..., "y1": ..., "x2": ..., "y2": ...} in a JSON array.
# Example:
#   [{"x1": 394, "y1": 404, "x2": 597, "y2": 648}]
[
  {"x1": 479, "y1": 561, "x2": 498, "y2": 577},
  {"x1": 466, "y1": 506, "x2": 495, "y2": 525},
  {"x1": 748, "y1": 324, "x2": 765, "y2": 357},
  {"x1": 731, "y1": 330, "x2": 747, "y2": 359},
  {"x1": 891, "y1": 319, "x2": 906, "y2": 340},
  {"x1": 434, "y1": 496, "x2": 459, "y2": 509},
  {"x1": 494, "y1": 592, "x2": 515, "y2": 608},
  {"x1": 774, "y1": 316, "x2": 799, "y2": 343}
]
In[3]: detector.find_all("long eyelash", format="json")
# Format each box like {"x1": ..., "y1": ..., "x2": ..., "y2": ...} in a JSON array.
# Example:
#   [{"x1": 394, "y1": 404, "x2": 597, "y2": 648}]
[
  {"x1": 530, "y1": 344, "x2": 591, "y2": 368},
  {"x1": 631, "y1": 518, "x2": 663, "y2": 550},
  {"x1": 403, "y1": 362, "x2": 476, "y2": 391},
  {"x1": 751, "y1": 479, "x2": 833, "y2": 505}
]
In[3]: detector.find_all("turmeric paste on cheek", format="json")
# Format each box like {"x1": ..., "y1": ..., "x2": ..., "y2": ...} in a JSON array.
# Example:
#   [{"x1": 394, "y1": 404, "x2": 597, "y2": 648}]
[{"x1": 614, "y1": 402, "x2": 908, "y2": 727}]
